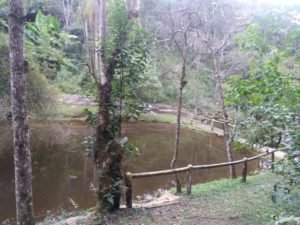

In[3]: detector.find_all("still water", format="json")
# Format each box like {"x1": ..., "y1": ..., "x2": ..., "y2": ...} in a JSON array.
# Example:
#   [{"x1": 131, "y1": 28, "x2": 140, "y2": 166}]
[{"x1": 0, "y1": 120, "x2": 258, "y2": 221}]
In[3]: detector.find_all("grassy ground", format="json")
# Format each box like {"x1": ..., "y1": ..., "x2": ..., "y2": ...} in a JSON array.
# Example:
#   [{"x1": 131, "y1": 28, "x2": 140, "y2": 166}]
[
  {"x1": 39, "y1": 172, "x2": 284, "y2": 225},
  {"x1": 140, "y1": 113, "x2": 177, "y2": 123},
  {"x1": 112, "y1": 172, "x2": 280, "y2": 225},
  {"x1": 140, "y1": 112, "x2": 224, "y2": 136},
  {"x1": 46, "y1": 104, "x2": 174, "y2": 121},
  {"x1": 41, "y1": 103, "x2": 98, "y2": 120},
  {"x1": 47, "y1": 106, "x2": 212, "y2": 135}
]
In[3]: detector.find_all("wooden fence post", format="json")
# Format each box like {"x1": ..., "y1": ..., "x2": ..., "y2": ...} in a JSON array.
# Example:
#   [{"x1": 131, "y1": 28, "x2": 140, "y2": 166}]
[
  {"x1": 242, "y1": 158, "x2": 248, "y2": 182},
  {"x1": 125, "y1": 172, "x2": 132, "y2": 208},
  {"x1": 210, "y1": 118, "x2": 215, "y2": 131},
  {"x1": 186, "y1": 164, "x2": 193, "y2": 195},
  {"x1": 271, "y1": 152, "x2": 275, "y2": 172}
]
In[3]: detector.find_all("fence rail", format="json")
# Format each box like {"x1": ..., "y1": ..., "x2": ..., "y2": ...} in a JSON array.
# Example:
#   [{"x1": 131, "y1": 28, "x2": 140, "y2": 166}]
[
  {"x1": 185, "y1": 115, "x2": 233, "y2": 134},
  {"x1": 125, "y1": 149, "x2": 279, "y2": 208}
]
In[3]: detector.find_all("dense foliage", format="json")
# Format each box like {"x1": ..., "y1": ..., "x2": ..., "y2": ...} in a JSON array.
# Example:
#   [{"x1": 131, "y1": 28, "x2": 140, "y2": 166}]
[
  {"x1": 0, "y1": 31, "x2": 57, "y2": 117},
  {"x1": 225, "y1": 11, "x2": 300, "y2": 221}
]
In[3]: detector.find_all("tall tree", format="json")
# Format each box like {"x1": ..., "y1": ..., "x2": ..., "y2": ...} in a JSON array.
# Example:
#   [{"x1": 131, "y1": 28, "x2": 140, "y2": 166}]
[
  {"x1": 155, "y1": 3, "x2": 200, "y2": 192},
  {"x1": 194, "y1": 0, "x2": 250, "y2": 178},
  {"x1": 8, "y1": 0, "x2": 34, "y2": 224},
  {"x1": 167, "y1": 9, "x2": 191, "y2": 194},
  {"x1": 155, "y1": 0, "x2": 242, "y2": 179},
  {"x1": 81, "y1": 0, "x2": 141, "y2": 212},
  {"x1": 93, "y1": 0, "x2": 121, "y2": 212},
  {"x1": 210, "y1": 46, "x2": 237, "y2": 179}
]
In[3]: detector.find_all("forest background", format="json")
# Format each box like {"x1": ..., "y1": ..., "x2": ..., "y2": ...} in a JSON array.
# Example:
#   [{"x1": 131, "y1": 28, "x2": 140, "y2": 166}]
[{"x1": 0, "y1": 0, "x2": 300, "y2": 224}]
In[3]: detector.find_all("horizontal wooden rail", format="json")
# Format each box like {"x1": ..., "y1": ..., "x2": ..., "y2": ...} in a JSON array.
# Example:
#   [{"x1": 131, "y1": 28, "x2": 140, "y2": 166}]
[
  {"x1": 125, "y1": 148, "x2": 286, "y2": 208},
  {"x1": 192, "y1": 115, "x2": 232, "y2": 125},
  {"x1": 188, "y1": 115, "x2": 234, "y2": 132},
  {"x1": 128, "y1": 149, "x2": 275, "y2": 179}
]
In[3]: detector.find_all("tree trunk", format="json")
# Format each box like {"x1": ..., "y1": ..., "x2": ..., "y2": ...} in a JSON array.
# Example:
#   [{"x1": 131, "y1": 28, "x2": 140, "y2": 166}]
[
  {"x1": 213, "y1": 56, "x2": 236, "y2": 179},
  {"x1": 171, "y1": 61, "x2": 187, "y2": 194},
  {"x1": 8, "y1": 0, "x2": 34, "y2": 224},
  {"x1": 91, "y1": 0, "x2": 140, "y2": 212},
  {"x1": 218, "y1": 80, "x2": 237, "y2": 179},
  {"x1": 94, "y1": 0, "x2": 123, "y2": 212}
]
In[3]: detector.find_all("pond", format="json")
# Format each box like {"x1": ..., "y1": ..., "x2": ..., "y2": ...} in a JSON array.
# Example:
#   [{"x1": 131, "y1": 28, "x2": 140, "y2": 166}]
[{"x1": 0, "y1": 120, "x2": 258, "y2": 222}]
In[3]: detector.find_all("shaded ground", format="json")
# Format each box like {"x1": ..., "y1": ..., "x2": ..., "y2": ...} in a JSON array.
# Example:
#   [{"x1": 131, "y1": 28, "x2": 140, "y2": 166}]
[{"x1": 41, "y1": 172, "x2": 281, "y2": 225}]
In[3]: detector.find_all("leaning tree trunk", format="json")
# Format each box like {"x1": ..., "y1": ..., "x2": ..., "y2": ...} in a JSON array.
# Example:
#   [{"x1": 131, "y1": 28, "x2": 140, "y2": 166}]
[{"x1": 8, "y1": 0, "x2": 34, "y2": 224}]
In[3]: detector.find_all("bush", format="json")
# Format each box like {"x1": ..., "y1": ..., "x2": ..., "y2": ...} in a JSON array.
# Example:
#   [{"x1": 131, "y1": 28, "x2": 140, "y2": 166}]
[{"x1": 0, "y1": 32, "x2": 57, "y2": 118}]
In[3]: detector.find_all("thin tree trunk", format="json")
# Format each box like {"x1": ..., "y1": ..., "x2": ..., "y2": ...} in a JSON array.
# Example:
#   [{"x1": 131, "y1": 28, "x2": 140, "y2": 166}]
[
  {"x1": 118, "y1": 57, "x2": 124, "y2": 138},
  {"x1": 171, "y1": 61, "x2": 187, "y2": 194},
  {"x1": 8, "y1": 0, "x2": 34, "y2": 224},
  {"x1": 218, "y1": 81, "x2": 236, "y2": 179},
  {"x1": 213, "y1": 56, "x2": 236, "y2": 179},
  {"x1": 168, "y1": 11, "x2": 190, "y2": 194}
]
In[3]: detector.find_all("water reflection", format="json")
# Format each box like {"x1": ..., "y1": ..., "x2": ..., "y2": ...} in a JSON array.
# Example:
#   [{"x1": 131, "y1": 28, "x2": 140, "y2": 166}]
[{"x1": 0, "y1": 121, "x2": 258, "y2": 222}]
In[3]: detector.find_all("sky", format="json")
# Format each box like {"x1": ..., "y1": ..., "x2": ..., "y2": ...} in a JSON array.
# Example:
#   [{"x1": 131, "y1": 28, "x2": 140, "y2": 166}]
[{"x1": 257, "y1": 0, "x2": 300, "y2": 5}]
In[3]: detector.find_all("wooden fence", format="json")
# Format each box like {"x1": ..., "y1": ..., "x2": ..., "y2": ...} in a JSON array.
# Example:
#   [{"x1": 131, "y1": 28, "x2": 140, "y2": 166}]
[
  {"x1": 125, "y1": 149, "x2": 278, "y2": 208},
  {"x1": 183, "y1": 114, "x2": 233, "y2": 135},
  {"x1": 191, "y1": 115, "x2": 234, "y2": 131}
]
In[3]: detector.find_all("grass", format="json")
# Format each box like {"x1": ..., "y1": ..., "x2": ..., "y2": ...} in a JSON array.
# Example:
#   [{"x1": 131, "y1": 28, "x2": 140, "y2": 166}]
[
  {"x1": 188, "y1": 172, "x2": 281, "y2": 225},
  {"x1": 140, "y1": 112, "x2": 222, "y2": 135},
  {"x1": 46, "y1": 106, "x2": 211, "y2": 135},
  {"x1": 56, "y1": 103, "x2": 97, "y2": 118},
  {"x1": 140, "y1": 112, "x2": 178, "y2": 123},
  {"x1": 122, "y1": 172, "x2": 283, "y2": 225},
  {"x1": 38, "y1": 172, "x2": 286, "y2": 225},
  {"x1": 38, "y1": 103, "x2": 98, "y2": 120}
]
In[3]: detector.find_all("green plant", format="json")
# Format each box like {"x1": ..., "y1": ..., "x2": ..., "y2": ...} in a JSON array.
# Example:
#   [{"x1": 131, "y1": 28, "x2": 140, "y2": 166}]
[
  {"x1": 25, "y1": 11, "x2": 76, "y2": 80},
  {"x1": 226, "y1": 16, "x2": 300, "y2": 222},
  {"x1": 0, "y1": 31, "x2": 57, "y2": 117}
]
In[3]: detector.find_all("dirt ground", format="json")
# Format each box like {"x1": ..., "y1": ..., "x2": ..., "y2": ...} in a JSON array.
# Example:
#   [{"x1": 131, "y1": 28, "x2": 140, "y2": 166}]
[
  {"x1": 54, "y1": 197, "x2": 241, "y2": 225},
  {"x1": 57, "y1": 196, "x2": 250, "y2": 225}
]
